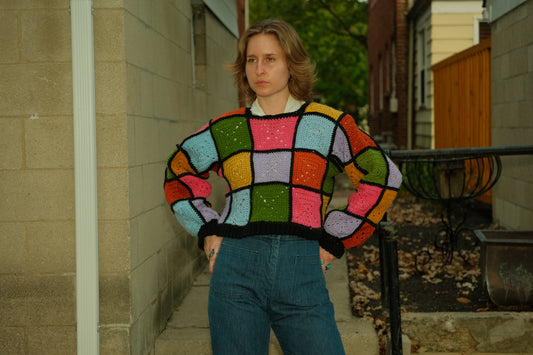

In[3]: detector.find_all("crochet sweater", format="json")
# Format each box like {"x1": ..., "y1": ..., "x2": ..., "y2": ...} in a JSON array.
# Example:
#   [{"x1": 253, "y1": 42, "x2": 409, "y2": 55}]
[{"x1": 164, "y1": 102, "x2": 402, "y2": 258}]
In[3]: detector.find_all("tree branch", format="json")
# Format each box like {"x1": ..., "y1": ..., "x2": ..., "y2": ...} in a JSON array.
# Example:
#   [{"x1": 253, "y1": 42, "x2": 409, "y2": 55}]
[{"x1": 314, "y1": 0, "x2": 367, "y2": 48}]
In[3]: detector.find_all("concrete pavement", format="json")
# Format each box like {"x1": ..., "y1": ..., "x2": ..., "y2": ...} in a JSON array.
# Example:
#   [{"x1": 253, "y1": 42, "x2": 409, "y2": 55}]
[{"x1": 155, "y1": 254, "x2": 380, "y2": 354}]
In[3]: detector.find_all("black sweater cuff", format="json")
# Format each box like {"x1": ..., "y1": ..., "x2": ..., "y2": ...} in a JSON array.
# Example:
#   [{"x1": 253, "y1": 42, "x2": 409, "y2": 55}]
[{"x1": 319, "y1": 232, "x2": 345, "y2": 258}]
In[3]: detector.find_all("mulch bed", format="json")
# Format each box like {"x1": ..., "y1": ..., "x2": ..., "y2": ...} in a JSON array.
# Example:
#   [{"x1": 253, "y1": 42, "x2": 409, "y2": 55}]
[{"x1": 345, "y1": 191, "x2": 504, "y2": 349}]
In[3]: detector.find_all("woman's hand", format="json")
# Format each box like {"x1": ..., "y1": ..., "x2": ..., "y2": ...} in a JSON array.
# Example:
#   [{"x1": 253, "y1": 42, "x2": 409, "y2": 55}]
[
  {"x1": 204, "y1": 235, "x2": 223, "y2": 274},
  {"x1": 319, "y1": 247, "x2": 336, "y2": 274}
]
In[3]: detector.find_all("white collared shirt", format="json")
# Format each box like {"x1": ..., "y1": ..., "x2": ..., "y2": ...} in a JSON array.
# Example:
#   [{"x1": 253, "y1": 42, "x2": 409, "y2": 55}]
[{"x1": 250, "y1": 95, "x2": 305, "y2": 116}]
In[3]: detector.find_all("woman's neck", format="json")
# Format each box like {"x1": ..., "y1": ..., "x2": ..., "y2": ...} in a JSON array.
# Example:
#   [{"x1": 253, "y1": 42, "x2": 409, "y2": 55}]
[{"x1": 256, "y1": 92, "x2": 291, "y2": 115}]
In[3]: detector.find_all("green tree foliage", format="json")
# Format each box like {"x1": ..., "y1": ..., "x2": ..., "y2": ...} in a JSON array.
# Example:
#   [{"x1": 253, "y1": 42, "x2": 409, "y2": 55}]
[{"x1": 249, "y1": 0, "x2": 368, "y2": 120}]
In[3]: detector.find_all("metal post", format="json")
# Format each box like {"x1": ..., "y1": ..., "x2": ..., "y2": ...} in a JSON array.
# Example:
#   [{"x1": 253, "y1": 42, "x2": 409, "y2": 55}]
[{"x1": 379, "y1": 222, "x2": 403, "y2": 355}]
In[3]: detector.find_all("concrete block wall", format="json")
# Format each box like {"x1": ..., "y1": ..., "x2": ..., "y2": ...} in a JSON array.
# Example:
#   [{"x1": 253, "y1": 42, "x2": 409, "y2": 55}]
[
  {"x1": 0, "y1": 1, "x2": 77, "y2": 354},
  {"x1": 491, "y1": 0, "x2": 533, "y2": 229},
  {"x1": 0, "y1": 0, "x2": 238, "y2": 353}
]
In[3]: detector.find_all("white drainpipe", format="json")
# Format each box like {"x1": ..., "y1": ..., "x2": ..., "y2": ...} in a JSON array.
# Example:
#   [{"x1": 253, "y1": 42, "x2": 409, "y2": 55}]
[{"x1": 70, "y1": 0, "x2": 99, "y2": 354}]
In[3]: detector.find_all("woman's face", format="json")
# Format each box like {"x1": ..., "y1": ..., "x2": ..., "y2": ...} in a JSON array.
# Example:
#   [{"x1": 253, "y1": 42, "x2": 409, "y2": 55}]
[{"x1": 245, "y1": 33, "x2": 291, "y2": 105}]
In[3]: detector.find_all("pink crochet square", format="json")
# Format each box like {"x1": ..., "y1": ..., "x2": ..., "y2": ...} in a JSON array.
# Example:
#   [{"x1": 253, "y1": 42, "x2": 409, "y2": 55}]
[
  {"x1": 249, "y1": 116, "x2": 298, "y2": 151},
  {"x1": 291, "y1": 187, "x2": 322, "y2": 228},
  {"x1": 346, "y1": 183, "x2": 383, "y2": 217}
]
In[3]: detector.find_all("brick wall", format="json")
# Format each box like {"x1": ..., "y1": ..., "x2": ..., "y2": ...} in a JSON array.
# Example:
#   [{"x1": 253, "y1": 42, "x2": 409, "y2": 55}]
[{"x1": 367, "y1": 0, "x2": 409, "y2": 149}]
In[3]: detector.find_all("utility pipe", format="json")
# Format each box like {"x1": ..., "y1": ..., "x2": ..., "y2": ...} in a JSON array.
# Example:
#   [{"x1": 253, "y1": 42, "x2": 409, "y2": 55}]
[{"x1": 70, "y1": 0, "x2": 99, "y2": 354}]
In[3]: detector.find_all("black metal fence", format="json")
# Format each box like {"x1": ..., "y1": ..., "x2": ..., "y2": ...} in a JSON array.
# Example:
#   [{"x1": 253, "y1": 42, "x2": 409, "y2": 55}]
[{"x1": 378, "y1": 145, "x2": 533, "y2": 355}]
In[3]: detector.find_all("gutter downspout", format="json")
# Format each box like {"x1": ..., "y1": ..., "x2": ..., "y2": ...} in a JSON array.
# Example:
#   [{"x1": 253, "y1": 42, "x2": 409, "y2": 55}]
[{"x1": 70, "y1": 0, "x2": 99, "y2": 354}]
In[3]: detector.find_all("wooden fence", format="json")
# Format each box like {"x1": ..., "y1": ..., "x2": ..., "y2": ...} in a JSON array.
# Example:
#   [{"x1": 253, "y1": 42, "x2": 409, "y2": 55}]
[{"x1": 432, "y1": 38, "x2": 492, "y2": 203}]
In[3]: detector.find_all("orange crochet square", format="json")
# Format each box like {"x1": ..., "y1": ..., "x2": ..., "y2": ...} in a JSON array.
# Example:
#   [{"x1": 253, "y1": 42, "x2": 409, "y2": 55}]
[
  {"x1": 170, "y1": 150, "x2": 195, "y2": 175},
  {"x1": 344, "y1": 163, "x2": 365, "y2": 189},
  {"x1": 292, "y1": 151, "x2": 327, "y2": 190}
]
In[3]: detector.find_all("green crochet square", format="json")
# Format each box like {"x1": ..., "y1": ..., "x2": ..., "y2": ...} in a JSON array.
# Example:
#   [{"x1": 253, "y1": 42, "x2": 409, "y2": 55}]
[
  {"x1": 211, "y1": 116, "x2": 252, "y2": 160},
  {"x1": 250, "y1": 184, "x2": 290, "y2": 222},
  {"x1": 323, "y1": 161, "x2": 343, "y2": 194},
  {"x1": 356, "y1": 148, "x2": 387, "y2": 185}
]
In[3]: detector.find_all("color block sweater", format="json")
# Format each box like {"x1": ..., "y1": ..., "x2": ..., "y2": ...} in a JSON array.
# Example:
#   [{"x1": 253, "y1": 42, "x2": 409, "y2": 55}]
[{"x1": 164, "y1": 102, "x2": 402, "y2": 258}]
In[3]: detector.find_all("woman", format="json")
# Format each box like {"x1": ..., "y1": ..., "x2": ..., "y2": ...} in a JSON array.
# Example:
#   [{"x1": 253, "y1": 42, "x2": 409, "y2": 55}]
[{"x1": 164, "y1": 19, "x2": 402, "y2": 354}]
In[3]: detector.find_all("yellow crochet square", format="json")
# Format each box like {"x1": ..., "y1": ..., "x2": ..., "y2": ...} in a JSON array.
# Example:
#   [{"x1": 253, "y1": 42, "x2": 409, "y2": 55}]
[
  {"x1": 367, "y1": 189, "x2": 397, "y2": 224},
  {"x1": 305, "y1": 102, "x2": 343, "y2": 121},
  {"x1": 223, "y1": 152, "x2": 253, "y2": 191}
]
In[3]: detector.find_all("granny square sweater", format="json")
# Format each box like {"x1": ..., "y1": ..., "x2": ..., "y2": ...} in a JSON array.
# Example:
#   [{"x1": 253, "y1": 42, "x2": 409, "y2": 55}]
[{"x1": 164, "y1": 102, "x2": 402, "y2": 257}]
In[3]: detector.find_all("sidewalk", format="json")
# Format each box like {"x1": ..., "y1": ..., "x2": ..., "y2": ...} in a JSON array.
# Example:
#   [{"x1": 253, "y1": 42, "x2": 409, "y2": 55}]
[{"x1": 155, "y1": 254, "x2": 380, "y2": 354}]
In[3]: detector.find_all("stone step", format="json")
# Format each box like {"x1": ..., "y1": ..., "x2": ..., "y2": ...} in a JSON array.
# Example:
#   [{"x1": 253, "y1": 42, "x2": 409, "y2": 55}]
[{"x1": 155, "y1": 255, "x2": 380, "y2": 355}]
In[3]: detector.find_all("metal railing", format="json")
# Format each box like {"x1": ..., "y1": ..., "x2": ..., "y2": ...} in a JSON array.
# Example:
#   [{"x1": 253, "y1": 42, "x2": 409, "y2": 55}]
[{"x1": 379, "y1": 145, "x2": 533, "y2": 355}]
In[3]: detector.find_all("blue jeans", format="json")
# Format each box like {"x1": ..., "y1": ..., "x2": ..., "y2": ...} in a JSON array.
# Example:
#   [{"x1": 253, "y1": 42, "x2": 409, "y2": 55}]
[{"x1": 208, "y1": 234, "x2": 345, "y2": 355}]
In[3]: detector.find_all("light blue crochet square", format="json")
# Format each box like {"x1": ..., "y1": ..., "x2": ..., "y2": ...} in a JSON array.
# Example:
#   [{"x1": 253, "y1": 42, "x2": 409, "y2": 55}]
[
  {"x1": 224, "y1": 189, "x2": 251, "y2": 226},
  {"x1": 172, "y1": 200, "x2": 203, "y2": 236},
  {"x1": 294, "y1": 115, "x2": 336, "y2": 156},
  {"x1": 181, "y1": 129, "x2": 218, "y2": 173}
]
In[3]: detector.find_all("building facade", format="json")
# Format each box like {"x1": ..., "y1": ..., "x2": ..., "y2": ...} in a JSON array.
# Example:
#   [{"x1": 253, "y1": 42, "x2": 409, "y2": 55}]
[
  {"x1": 0, "y1": 0, "x2": 241, "y2": 353},
  {"x1": 487, "y1": 0, "x2": 533, "y2": 229}
]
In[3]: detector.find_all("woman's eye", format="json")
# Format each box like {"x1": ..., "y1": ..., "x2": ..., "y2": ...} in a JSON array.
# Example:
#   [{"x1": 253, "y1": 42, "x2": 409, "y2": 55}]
[
  {"x1": 247, "y1": 58, "x2": 256, "y2": 63},
  {"x1": 266, "y1": 57, "x2": 275, "y2": 62}
]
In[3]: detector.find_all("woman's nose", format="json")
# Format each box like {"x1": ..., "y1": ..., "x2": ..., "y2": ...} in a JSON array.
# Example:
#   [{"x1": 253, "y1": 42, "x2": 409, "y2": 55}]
[{"x1": 256, "y1": 60, "x2": 265, "y2": 74}]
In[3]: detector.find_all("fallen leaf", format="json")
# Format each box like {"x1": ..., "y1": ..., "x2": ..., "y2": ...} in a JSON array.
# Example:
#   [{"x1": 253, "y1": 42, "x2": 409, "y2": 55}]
[{"x1": 456, "y1": 297, "x2": 471, "y2": 304}]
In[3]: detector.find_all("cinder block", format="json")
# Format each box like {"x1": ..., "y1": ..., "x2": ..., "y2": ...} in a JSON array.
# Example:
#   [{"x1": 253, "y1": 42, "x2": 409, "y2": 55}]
[
  {"x1": 94, "y1": 9, "x2": 125, "y2": 62},
  {"x1": 97, "y1": 167, "x2": 129, "y2": 220},
  {"x1": 124, "y1": 12, "x2": 155, "y2": 70},
  {"x1": 132, "y1": 116, "x2": 161, "y2": 164},
  {"x1": 21, "y1": 9, "x2": 71, "y2": 62},
  {"x1": 0, "y1": 63, "x2": 72, "y2": 116},
  {"x1": 25, "y1": 115, "x2": 73, "y2": 169},
  {"x1": 95, "y1": 62, "x2": 127, "y2": 115},
  {"x1": 0, "y1": 223, "x2": 25, "y2": 273},
  {"x1": 130, "y1": 256, "x2": 158, "y2": 319},
  {"x1": 93, "y1": 0, "x2": 122, "y2": 10},
  {"x1": 0, "y1": 170, "x2": 74, "y2": 222},
  {"x1": 98, "y1": 220, "x2": 130, "y2": 273},
  {"x1": 26, "y1": 221, "x2": 75, "y2": 274},
  {"x1": 0, "y1": 12, "x2": 19, "y2": 63},
  {"x1": 99, "y1": 274, "x2": 131, "y2": 324},
  {"x1": 135, "y1": 208, "x2": 174, "y2": 264},
  {"x1": 0, "y1": 275, "x2": 75, "y2": 326},
  {"x1": 0, "y1": 327, "x2": 25, "y2": 354},
  {"x1": 0, "y1": 119, "x2": 23, "y2": 169},
  {"x1": 100, "y1": 325, "x2": 131, "y2": 354},
  {"x1": 28, "y1": 326, "x2": 76, "y2": 355},
  {"x1": 154, "y1": 33, "x2": 178, "y2": 80},
  {"x1": 153, "y1": 76, "x2": 180, "y2": 120},
  {"x1": 0, "y1": 0, "x2": 66, "y2": 9},
  {"x1": 96, "y1": 114, "x2": 128, "y2": 168}
]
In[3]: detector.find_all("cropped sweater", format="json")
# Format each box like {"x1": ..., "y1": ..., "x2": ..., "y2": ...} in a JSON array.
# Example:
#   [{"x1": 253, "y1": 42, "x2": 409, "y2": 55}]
[{"x1": 164, "y1": 102, "x2": 402, "y2": 258}]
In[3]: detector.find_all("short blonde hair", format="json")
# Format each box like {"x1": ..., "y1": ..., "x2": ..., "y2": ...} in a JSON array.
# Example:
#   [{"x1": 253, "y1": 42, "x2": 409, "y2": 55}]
[{"x1": 230, "y1": 19, "x2": 316, "y2": 105}]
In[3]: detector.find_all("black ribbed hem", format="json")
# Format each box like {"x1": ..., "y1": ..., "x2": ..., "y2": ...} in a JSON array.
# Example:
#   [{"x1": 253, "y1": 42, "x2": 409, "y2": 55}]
[{"x1": 197, "y1": 221, "x2": 345, "y2": 257}]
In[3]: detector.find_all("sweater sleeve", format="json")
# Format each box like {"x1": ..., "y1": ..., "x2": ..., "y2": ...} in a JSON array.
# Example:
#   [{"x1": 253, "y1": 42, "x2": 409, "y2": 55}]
[
  {"x1": 164, "y1": 124, "x2": 221, "y2": 241},
  {"x1": 322, "y1": 113, "x2": 402, "y2": 255}
]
